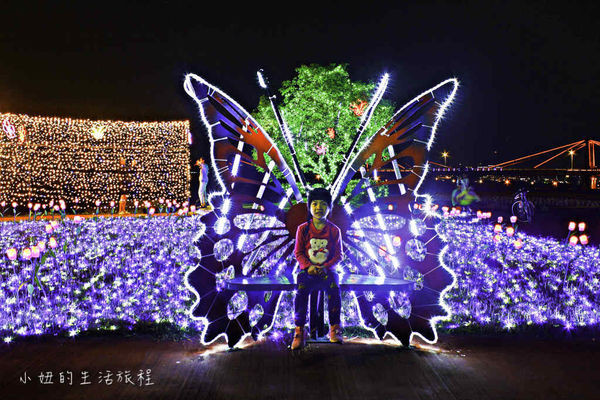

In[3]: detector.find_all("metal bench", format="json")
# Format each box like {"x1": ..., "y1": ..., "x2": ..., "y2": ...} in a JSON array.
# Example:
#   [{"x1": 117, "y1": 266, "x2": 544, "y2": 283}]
[{"x1": 226, "y1": 274, "x2": 413, "y2": 340}]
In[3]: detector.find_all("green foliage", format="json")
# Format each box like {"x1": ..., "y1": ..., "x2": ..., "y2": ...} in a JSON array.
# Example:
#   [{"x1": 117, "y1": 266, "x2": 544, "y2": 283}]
[{"x1": 253, "y1": 64, "x2": 395, "y2": 187}]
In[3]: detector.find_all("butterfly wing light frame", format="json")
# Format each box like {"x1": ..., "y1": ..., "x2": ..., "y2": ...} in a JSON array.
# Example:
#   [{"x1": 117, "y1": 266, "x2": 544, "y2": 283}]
[{"x1": 183, "y1": 71, "x2": 458, "y2": 348}]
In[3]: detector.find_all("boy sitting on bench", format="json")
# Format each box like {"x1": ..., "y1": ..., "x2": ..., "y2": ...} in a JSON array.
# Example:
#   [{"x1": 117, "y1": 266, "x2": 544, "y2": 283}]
[{"x1": 292, "y1": 188, "x2": 344, "y2": 350}]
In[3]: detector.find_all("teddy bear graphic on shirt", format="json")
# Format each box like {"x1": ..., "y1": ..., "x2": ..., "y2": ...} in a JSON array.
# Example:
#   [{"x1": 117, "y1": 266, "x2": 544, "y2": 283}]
[{"x1": 308, "y1": 238, "x2": 329, "y2": 264}]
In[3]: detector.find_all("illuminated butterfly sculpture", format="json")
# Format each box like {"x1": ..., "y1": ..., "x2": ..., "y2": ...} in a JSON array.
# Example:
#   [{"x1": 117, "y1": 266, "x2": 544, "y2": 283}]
[{"x1": 183, "y1": 70, "x2": 458, "y2": 348}]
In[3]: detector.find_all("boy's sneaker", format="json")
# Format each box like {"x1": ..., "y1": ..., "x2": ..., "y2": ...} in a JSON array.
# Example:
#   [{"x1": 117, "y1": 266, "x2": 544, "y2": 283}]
[
  {"x1": 329, "y1": 324, "x2": 343, "y2": 344},
  {"x1": 291, "y1": 326, "x2": 304, "y2": 350}
]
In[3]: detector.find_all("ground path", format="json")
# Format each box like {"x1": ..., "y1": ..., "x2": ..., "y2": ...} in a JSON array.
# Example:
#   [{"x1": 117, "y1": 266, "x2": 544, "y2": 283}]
[{"x1": 1, "y1": 333, "x2": 599, "y2": 400}]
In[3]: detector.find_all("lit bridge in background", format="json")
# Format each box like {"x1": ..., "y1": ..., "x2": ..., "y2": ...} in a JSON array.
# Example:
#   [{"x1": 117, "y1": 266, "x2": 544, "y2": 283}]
[{"x1": 427, "y1": 139, "x2": 600, "y2": 189}]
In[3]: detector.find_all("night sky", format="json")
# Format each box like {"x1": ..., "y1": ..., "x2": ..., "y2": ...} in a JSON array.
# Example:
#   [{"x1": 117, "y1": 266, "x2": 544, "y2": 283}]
[{"x1": 1, "y1": 1, "x2": 598, "y2": 167}]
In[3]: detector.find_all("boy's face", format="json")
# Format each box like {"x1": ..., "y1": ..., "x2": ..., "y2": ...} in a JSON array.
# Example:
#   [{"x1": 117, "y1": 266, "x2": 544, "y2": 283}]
[{"x1": 310, "y1": 199, "x2": 330, "y2": 220}]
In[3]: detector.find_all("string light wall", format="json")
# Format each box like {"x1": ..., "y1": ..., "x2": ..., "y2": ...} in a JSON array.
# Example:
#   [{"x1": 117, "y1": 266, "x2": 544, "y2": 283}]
[{"x1": 0, "y1": 112, "x2": 191, "y2": 209}]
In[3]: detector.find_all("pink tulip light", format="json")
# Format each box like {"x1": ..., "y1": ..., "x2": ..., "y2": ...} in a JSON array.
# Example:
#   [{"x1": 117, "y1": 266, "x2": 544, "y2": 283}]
[
  {"x1": 569, "y1": 236, "x2": 579, "y2": 246},
  {"x1": 38, "y1": 241, "x2": 46, "y2": 252},
  {"x1": 494, "y1": 224, "x2": 502, "y2": 233},
  {"x1": 21, "y1": 248, "x2": 32, "y2": 261},
  {"x1": 510, "y1": 216, "x2": 517, "y2": 224},
  {"x1": 48, "y1": 237, "x2": 58, "y2": 249},
  {"x1": 568, "y1": 221, "x2": 576, "y2": 231},
  {"x1": 6, "y1": 248, "x2": 17, "y2": 261},
  {"x1": 579, "y1": 235, "x2": 589, "y2": 245},
  {"x1": 149, "y1": 207, "x2": 155, "y2": 216},
  {"x1": 578, "y1": 222, "x2": 586, "y2": 232},
  {"x1": 95, "y1": 200, "x2": 101, "y2": 207},
  {"x1": 31, "y1": 246, "x2": 40, "y2": 258},
  {"x1": 11, "y1": 202, "x2": 17, "y2": 208},
  {"x1": 73, "y1": 216, "x2": 84, "y2": 224},
  {"x1": 45, "y1": 224, "x2": 53, "y2": 233},
  {"x1": 497, "y1": 217, "x2": 503, "y2": 223},
  {"x1": 506, "y1": 226, "x2": 515, "y2": 237},
  {"x1": 513, "y1": 239, "x2": 523, "y2": 249}
]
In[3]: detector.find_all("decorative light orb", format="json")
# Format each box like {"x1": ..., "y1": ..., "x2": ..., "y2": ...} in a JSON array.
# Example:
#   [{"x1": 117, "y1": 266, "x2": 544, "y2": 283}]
[
  {"x1": 405, "y1": 238, "x2": 426, "y2": 261},
  {"x1": 264, "y1": 291, "x2": 272, "y2": 303},
  {"x1": 392, "y1": 236, "x2": 402, "y2": 247},
  {"x1": 215, "y1": 265, "x2": 235, "y2": 291},
  {"x1": 409, "y1": 219, "x2": 427, "y2": 237},
  {"x1": 389, "y1": 292, "x2": 411, "y2": 318},
  {"x1": 214, "y1": 217, "x2": 231, "y2": 235},
  {"x1": 249, "y1": 304, "x2": 264, "y2": 327},
  {"x1": 387, "y1": 204, "x2": 394, "y2": 211},
  {"x1": 214, "y1": 239, "x2": 234, "y2": 261},
  {"x1": 227, "y1": 291, "x2": 248, "y2": 320},
  {"x1": 372, "y1": 303, "x2": 388, "y2": 326},
  {"x1": 403, "y1": 267, "x2": 424, "y2": 290}
]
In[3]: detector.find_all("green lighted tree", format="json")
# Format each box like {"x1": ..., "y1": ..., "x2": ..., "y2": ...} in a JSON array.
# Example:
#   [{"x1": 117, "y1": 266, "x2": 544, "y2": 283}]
[{"x1": 253, "y1": 64, "x2": 396, "y2": 187}]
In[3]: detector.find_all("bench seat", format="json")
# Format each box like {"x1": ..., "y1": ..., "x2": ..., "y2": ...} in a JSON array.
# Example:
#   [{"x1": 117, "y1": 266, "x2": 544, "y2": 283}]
[
  {"x1": 225, "y1": 274, "x2": 414, "y2": 291},
  {"x1": 226, "y1": 273, "x2": 413, "y2": 341}
]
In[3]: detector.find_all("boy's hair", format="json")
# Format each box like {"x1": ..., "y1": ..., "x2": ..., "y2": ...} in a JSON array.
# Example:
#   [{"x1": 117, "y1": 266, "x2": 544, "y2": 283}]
[
  {"x1": 307, "y1": 187, "x2": 332, "y2": 208},
  {"x1": 303, "y1": 188, "x2": 332, "y2": 238}
]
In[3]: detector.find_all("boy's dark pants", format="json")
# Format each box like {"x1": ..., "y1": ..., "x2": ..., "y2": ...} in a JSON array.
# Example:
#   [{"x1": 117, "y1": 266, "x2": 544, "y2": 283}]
[{"x1": 294, "y1": 269, "x2": 341, "y2": 327}]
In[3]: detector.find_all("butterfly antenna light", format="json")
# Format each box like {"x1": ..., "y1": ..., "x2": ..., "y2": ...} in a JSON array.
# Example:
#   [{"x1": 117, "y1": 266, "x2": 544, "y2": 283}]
[
  {"x1": 256, "y1": 69, "x2": 308, "y2": 191},
  {"x1": 331, "y1": 72, "x2": 389, "y2": 200}
]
